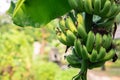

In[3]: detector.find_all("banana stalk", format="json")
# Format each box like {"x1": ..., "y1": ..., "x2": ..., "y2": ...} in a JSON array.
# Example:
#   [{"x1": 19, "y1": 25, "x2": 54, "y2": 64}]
[{"x1": 84, "y1": 13, "x2": 93, "y2": 33}]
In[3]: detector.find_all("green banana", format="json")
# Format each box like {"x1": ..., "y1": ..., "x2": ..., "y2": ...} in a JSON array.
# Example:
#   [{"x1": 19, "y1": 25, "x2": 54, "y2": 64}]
[
  {"x1": 94, "y1": 33, "x2": 102, "y2": 51},
  {"x1": 72, "y1": 47, "x2": 82, "y2": 59},
  {"x1": 59, "y1": 19, "x2": 67, "y2": 34},
  {"x1": 102, "y1": 34, "x2": 112, "y2": 50},
  {"x1": 68, "y1": 0, "x2": 78, "y2": 9},
  {"x1": 74, "y1": 39, "x2": 82, "y2": 58},
  {"x1": 57, "y1": 32, "x2": 70, "y2": 46},
  {"x1": 77, "y1": 13, "x2": 84, "y2": 26},
  {"x1": 69, "y1": 63, "x2": 81, "y2": 68},
  {"x1": 86, "y1": 31, "x2": 95, "y2": 53},
  {"x1": 109, "y1": 5, "x2": 120, "y2": 18},
  {"x1": 66, "y1": 54, "x2": 82, "y2": 67},
  {"x1": 65, "y1": 16, "x2": 77, "y2": 34},
  {"x1": 106, "y1": 2, "x2": 118, "y2": 18},
  {"x1": 84, "y1": 0, "x2": 93, "y2": 14},
  {"x1": 102, "y1": 49, "x2": 116, "y2": 61},
  {"x1": 93, "y1": 0, "x2": 101, "y2": 15},
  {"x1": 66, "y1": 30, "x2": 76, "y2": 46},
  {"x1": 77, "y1": 23, "x2": 87, "y2": 40},
  {"x1": 90, "y1": 49, "x2": 98, "y2": 62},
  {"x1": 99, "y1": 0, "x2": 111, "y2": 18},
  {"x1": 97, "y1": 47, "x2": 106, "y2": 61},
  {"x1": 101, "y1": 0, "x2": 107, "y2": 8},
  {"x1": 81, "y1": 45, "x2": 90, "y2": 60},
  {"x1": 76, "y1": 0, "x2": 84, "y2": 12}
]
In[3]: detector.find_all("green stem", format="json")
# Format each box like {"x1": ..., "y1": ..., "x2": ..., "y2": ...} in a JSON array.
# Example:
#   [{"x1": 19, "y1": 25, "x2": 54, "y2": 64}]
[
  {"x1": 81, "y1": 70, "x2": 87, "y2": 80},
  {"x1": 84, "y1": 13, "x2": 93, "y2": 33},
  {"x1": 80, "y1": 60, "x2": 88, "y2": 80}
]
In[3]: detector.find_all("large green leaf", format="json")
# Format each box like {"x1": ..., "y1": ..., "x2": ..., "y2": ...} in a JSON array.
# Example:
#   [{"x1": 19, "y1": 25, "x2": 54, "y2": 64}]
[{"x1": 11, "y1": 0, "x2": 71, "y2": 27}]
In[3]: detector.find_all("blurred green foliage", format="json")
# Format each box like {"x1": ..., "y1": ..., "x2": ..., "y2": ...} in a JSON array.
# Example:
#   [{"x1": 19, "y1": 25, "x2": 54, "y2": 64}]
[
  {"x1": 55, "y1": 68, "x2": 79, "y2": 80},
  {"x1": 0, "y1": 14, "x2": 79, "y2": 80},
  {"x1": 32, "y1": 61, "x2": 60, "y2": 80}
]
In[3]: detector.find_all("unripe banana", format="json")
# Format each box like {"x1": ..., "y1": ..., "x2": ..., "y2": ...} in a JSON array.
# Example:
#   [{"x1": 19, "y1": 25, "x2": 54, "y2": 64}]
[
  {"x1": 97, "y1": 47, "x2": 106, "y2": 61},
  {"x1": 59, "y1": 19, "x2": 67, "y2": 34},
  {"x1": 109, "y1": 5, "x2": 120, "y2": 18},
  {"x1": 57, "y1": 32, "x2": 70, "y2": 46},
  {"x1": 77, "y1": 23, "x2": 87, "y2": 40},
  {"x1": 101, "y1": 0, "x2": 107, "y2": 8},
  {"x1": 66, "y1": 54, "x2": 82, "y2": 66},
  {"x1": 93, "y1": 0, "x2": 101, "y2": 15},
  {"x1": 76, "y1": 0, "x2": 84, "y2": 12},
  {"x1": 102, "y1": 49, "x2": 116, "y2": 61},
  {"x1": 106, "y1": 2, "x2": 118, "y2": 18},
  {"x1": 102, "y1": 34, "x2": 112, "y2": 50},
  {"x1": 74, "y1": 39, "x2": 82, "y2": 58},
  {"x1": 77, "y1": 13, "x2": 84, "y2": 26},
  {"x1": 68, "y1": 63, "x2": 81, "y2": 68},
  {"x1": 66, "y1": 30, "x2": 76, "y2": 46},
  {"x1": 99, "y1": 0, "x2": 111, "y2": 18},
  {"x1": 65, "y1": 16, "x2": 77, "y2": 34},
  {"x1": 81, "y1": 45, "x2": 90, "y2": 60},
  {"x1": 84, "y1": 0, "x2": 93, "y2": 14},
  {"x1": 86, "y1": 31, "x2": 95, "y2": 53},
  {"x1": 72, "y1": 47, "x2": 82, "y2": 59},
  {"x1": 90, "y1": 49, "x2": 98, "y2": 62},
  {"x1": 94, "y1": 33, "x2": 102, "y2": 51}
]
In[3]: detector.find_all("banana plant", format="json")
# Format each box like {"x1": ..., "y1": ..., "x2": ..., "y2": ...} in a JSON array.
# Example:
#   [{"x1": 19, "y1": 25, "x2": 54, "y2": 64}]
[{"x1": 8, "y1": 0, "x2": 120, "y2": 80}]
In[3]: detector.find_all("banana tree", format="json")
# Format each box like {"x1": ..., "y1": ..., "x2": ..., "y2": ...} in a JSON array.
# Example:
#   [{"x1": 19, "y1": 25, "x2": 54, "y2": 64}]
[{"x1": 8, "y1": 0, "x2": 120, "y2": 80}]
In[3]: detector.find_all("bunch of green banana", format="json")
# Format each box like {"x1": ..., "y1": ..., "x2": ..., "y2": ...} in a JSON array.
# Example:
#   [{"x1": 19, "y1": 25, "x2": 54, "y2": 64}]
[
  {"x1": 94, "y1": 0, "x2": 120, "y2": 18},
  {"x1": 56, "y1": 10, "x2": 118, "y2": 80},
  {"x1": 68, "y1": 0, "x2": 120, "y2": 19},
  {"x1": 92, "y1": 0, "x2": 120, "y2": 18},
  {"x1": 67, "y1": 29, "x2": 116, "y2": 68},
  {"x1": 57, "y1": 13, "x2": 86, "y2": 46}
]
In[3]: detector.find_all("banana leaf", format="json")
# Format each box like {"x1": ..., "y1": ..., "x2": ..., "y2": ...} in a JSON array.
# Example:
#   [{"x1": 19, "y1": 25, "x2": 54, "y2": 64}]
[{"x1": 9, "y1": 0, "x2": 71, "y2": 27}]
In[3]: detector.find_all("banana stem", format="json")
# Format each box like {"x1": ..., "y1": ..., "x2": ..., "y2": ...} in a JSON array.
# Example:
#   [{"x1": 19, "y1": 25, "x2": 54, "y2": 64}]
[
  {"x1": 81, "y1": 70, "x2": 87, "y2": 80},
  {"x1": 84, "y1": 13, "x2": 93, "y2": 33},
  {"x1": 80, "y1": 60, "x2": 88, "y2": 80}
]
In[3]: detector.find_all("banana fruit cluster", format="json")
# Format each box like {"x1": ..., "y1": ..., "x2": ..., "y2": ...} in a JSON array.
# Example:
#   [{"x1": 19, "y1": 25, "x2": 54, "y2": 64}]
[
  {"x1": 68, "y1": 0, "x2": 120, "y2": 18},
  {"x1": 56, "y1": 0, "x2": 119, "y2": 79},
  {"x1": 57, "y1": 13, "x2": 116, "y2": 70}
]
